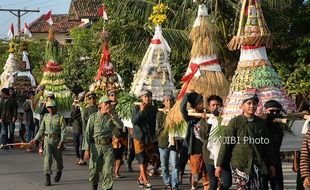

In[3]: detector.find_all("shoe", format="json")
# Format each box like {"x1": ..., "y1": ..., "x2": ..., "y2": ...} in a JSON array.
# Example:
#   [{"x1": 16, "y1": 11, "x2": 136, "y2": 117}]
[
  {"x1": 165, "y1": 185, "x2": 172, "y2": 190},
  {"x1": 115, "y1": 174, "x2": 123, "y2": 178},
  {"x1": 91, "y1": 184, "x2": 98, "y2": 190},
  {"x1": 54, "y1": 171, "x2": 62, "y2": 182},
  {"x1": 81, "y1": 161, "x2": 87, "y2": 165},
  {"x1": 0, "y1": 144, "x2": 4, "y2": 149},
  {"x1": 144, "y1": 182, "x2": 152, "y2": 190},
  {"x1": 45, "y1": 174, "x2": 51, "y2": 186},
  {"x1": 127, "y1": 165, "x2": 133, "y2": 172},
  {"x1": 137, "y1": 179, "x2": 144, "y2": 187}
]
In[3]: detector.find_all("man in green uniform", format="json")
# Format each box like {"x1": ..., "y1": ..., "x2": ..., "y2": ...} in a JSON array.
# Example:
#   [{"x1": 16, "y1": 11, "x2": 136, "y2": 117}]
[
  {"x1": 82, "y1": 92, "x2": 98, "y2": 131},
  {"x1": 83, "y1": 95, "x2": 123, "y2": 190},
  {"x1": 30, "y1": 100, "x2": 66, "y2": 186}
]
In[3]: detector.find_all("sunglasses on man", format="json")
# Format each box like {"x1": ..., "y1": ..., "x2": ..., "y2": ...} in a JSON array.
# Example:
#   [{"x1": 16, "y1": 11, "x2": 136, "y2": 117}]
[
  {"x1": 88, "y1": 96, "x2": 96, "y2": 100},
  {"x1": 268, "y1": 109, "x2": 281, "y2": 114}
]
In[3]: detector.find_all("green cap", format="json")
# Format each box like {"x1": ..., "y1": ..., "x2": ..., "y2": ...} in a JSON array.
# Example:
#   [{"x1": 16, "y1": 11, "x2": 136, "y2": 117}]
[
  {"x1": 98, "y1": 95, "x2": 112, "y2": 104},
  {"x1": 46, "y1": 100, "x2": 56, "y2": 108}
]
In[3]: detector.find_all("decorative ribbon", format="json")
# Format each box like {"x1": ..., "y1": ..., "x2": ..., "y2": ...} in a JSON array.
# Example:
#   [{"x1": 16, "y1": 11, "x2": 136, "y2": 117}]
[
  {"x1": 151, "y1": 39, "x2": 161, "y2": 44},
  {"x1": 96, "y1": 42, "x2": 111, "y2": 81},
  {"x1": 178, "y1": 59, "x2": 219, "y2": 99},
  {"x1": 242, "y1": 45, "x2": 264, "y2": 50},
  {"x1": 43, "y1": 61, "x2": 63, "y2": 72}
]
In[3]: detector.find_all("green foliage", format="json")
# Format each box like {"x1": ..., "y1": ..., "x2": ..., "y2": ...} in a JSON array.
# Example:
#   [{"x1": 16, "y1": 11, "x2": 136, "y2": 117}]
[
  {"x1": 269, "y1": 1, "x2": 310, "y2": 109},
  {"x1": 62, "y1": 26, "x2": 99, "y2": 93},
  {"x1": 115, "y1": 91, "x2": 139, "y2": 119}
]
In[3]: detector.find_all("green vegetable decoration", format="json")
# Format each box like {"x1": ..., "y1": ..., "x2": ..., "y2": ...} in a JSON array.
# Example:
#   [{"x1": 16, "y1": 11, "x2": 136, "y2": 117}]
[
  {"x1": 37, "y1": 28, "x2": 73, "y2": 113},
  {"x1": 115, "y1": 91, "x2": 139, "y2": 120}
]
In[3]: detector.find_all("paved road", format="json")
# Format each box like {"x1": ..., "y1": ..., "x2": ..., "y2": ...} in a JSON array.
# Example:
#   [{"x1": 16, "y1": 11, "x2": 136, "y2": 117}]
[{"x1": 0, "y1": 146, "x2": 297, "y2": 190}]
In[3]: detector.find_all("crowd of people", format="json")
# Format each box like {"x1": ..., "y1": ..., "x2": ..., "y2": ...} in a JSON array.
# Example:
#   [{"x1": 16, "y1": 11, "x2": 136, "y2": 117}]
[{"x1": 1, "y1": 87, "x2": 310, "y2": 190}]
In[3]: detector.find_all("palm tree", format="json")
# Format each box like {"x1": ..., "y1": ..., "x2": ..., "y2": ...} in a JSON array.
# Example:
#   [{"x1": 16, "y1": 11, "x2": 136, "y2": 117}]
[{"x1": 88, "y1": 0, "x2": 293, "y2": 88}]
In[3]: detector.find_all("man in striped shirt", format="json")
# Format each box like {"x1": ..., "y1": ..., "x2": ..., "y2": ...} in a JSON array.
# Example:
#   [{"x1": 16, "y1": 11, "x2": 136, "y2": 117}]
[{"x1": 301, "y1": 128, "x2": 310, "y2": 189}]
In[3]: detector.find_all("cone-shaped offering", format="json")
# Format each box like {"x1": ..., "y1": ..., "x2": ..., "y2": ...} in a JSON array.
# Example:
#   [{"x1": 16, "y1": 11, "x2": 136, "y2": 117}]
[
  {"x1": 12, "y1": 41, "x2": 36, "y2": 91},
  {"x1": 165, "y1": 3, "x2": 230, "y2": 130},
  {"x1": 130, "y1": 25, "x2": 175, "y2": 101},
  {"x1": 89, "y1": 31, "x2": 123, "y2": 96},
  {"x1": 222, "y1": 0, "x2": 296, "y2": 125},
  {"x1": 38, "y1": 28, "x2": 72, "y2": 112},
  {"x1": 0, "y1": 42, "x2": 18, "y2": 89}
]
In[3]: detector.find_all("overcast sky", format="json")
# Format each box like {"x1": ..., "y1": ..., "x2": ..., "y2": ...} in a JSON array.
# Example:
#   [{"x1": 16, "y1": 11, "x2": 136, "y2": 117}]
[{"x1": 0, "y1": 0, "x2": 71, "y2": 39}]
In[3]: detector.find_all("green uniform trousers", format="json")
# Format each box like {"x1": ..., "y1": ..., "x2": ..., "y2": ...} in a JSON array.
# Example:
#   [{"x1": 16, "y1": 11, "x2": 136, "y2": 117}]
[
  {"x1": 89, "y1": 144, "x2": 114, "y2": 190},
  {"x1": 43, "y1": 137, "x2": 63, "y2": 175}
]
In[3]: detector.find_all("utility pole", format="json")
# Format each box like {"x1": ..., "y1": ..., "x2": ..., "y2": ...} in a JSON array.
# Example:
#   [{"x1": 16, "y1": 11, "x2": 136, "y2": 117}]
[{"x1": 0, "y1": 8, "x2": 39, "y2": 38}]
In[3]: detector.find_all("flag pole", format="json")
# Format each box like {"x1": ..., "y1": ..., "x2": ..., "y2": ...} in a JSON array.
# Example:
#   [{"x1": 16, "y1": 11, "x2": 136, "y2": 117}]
[{"x1": 102, "y1": 3, "x2": 105, "y2": 32}]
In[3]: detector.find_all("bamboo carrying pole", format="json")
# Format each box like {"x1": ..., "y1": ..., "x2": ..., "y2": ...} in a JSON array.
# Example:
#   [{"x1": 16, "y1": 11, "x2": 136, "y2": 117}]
[{"x1": 159, "y1": 108, "x2": 288, "y2": 124}]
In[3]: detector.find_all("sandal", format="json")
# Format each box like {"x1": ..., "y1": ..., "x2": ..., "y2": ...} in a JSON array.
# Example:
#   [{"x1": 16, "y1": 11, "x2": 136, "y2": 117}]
[
  {"x1": 144, "y1": 182, "x2": 152, "y2": 190},
  {"x1": 75, "y1": 159, "x2": 80, "y2": 165},
  {"x1": 137, "y1": 179, "x2": 144, "y2": 187}
]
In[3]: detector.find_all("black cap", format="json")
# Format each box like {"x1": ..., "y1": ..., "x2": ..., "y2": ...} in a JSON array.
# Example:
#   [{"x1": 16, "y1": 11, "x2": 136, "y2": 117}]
[
  {"x1": 188, "y1": 92, "x2": 203, "y2": 108},
  {"x1": 1, "y1": 88, "x2": 9, "y2": 95},
  {"x1": 264, "y1": 100, "x2": 286, "y2": 114}
]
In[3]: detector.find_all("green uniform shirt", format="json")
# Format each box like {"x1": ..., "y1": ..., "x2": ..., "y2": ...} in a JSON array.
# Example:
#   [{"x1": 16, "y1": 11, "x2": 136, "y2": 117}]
[
  {"x1": 82, "y1": 112, "x2": 123, "y2": 150},
  {"x1": 34, "y1": 113, "x2": 66, "y2": 143},
  {"x1": 156, "y1": 111, "x2": 169, "y2": 148},
  {"x1": 82, "y1": 105, "x2": 98, "y2": 134},
  {"x1": 217, "y1": 115, "x2": 275, "y2": 176}
]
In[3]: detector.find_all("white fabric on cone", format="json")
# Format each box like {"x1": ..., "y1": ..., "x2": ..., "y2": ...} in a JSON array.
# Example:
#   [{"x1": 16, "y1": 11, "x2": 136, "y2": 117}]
[
  {"x1": 151, "y1": 26, "x2": 171, "y2": 53},
  {"x1": 184, "y1": 55, "x2": 221, "y2": 78},
  {"x1": 22, "y1": 51, "x2": 31, "y2": 69},
  {"x1": 193, "y1": 4, "x2": 208, "y2": 27},
  {"x1": 240, "y1": 47, "x2": 268, "y2": 61},
  {"x1": 17, "y1": 71, "x2": 36, "y2": 86}
]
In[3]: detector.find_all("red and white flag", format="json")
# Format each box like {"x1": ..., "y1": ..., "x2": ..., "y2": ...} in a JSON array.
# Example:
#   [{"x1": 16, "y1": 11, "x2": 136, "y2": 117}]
[
  {"x1": 98, "y1": 4, "x2": 108, "y2": 21},
  {"x1": 24, "y1": 22, "x2": 32, "y2": 38},
  {"x1": 44, "y1": 10, "x2": 53, "y2": 25},
  {"x1": 7, "y1": 23, "x2": 14, "y2": 40}
]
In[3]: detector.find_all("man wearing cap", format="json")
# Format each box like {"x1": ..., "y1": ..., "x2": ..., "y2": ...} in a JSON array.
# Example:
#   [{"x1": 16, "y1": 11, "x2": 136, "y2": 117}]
[
  {"x1": 82, "y1": 92, "x2": 98, "y2": 133},
  {"x1": 82, "y1": 95, "x2": 123, "y2": 190},
  {"x1": 264, "y1": 100, "x2": 286, "y2": 190},
  {"x1": 216, "y1": 92, "x2": 276, "y2": 189},
  {"x1": 108, "y1": 90, "x2": 127, "y2": 178},
  {"x1": 132, "y1": 90, "x2": 157, "y2": 190},
  {"x1": 30, "y1": 100, "x2": 66, "y2": 186}
]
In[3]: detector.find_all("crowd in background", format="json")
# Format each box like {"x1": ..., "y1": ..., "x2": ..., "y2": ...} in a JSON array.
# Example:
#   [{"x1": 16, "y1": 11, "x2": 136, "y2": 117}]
[{"x1": 1, "y1": 87, "x2": 310, "y2": 190}]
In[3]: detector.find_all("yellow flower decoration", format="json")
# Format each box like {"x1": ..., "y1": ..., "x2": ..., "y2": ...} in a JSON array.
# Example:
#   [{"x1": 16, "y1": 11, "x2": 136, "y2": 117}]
[{"x1": 148, "y1": 3, "x2": 168, "y2": 26}]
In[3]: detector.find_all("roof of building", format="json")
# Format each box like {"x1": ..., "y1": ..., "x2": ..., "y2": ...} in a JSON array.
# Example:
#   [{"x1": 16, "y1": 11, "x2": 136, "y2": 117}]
[
  {"x1": 68, "y1": 0, "x2": 102, "y2": 20},
  {"x1": 29, "y1": 14, "x2": 81, "y2": 33}
]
